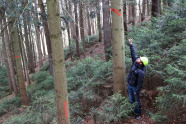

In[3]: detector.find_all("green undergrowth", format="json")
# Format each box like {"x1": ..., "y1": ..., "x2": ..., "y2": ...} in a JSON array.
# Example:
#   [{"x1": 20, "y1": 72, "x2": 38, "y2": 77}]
[
  {"x1": 0, "y1": 66, "x2": 10, "y2": 99},
  {"x1": 4, "y1": 56, "x2": 115, "y2": 123}
]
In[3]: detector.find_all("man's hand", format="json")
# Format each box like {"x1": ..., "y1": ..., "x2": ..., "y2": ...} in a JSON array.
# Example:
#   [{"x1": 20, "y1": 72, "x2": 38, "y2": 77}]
[{"x1": 129, "y1": 38, "x2": 133, "y2": 45}]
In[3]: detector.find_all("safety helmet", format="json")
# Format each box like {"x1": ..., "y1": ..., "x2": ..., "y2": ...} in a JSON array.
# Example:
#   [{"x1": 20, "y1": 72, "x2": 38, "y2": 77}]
[{"x1": 140, "y1": 57, "x2": 148, "y2": 66}]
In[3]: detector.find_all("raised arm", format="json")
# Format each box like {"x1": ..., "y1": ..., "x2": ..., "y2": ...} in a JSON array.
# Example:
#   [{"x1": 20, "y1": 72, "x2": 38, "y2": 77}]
[{"x1": 129, "y1": 38, "x2": 137, "y2": 63}]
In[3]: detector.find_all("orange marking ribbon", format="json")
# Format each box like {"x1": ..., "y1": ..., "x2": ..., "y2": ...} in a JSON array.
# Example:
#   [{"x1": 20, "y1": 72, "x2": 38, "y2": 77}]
[{"x1": 110, "y1": 8, "x2": 121, "y2": 16}]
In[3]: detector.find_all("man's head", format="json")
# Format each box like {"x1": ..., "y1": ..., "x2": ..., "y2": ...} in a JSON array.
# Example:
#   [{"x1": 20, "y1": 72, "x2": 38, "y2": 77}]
[{"x1": 136, "y1": 57, "x2": 148, "y2": 66}]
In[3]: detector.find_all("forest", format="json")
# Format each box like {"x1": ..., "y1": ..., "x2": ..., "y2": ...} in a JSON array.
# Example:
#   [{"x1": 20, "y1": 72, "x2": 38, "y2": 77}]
[{"x1": 0, "y1": 0, "x2": 185, "y2": 123}]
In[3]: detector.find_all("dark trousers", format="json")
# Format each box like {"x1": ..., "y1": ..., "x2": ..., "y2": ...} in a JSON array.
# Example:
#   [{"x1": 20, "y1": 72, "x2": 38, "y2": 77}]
[{"x1": 128, "y1": 84, "x2": 142, "y2": 116}]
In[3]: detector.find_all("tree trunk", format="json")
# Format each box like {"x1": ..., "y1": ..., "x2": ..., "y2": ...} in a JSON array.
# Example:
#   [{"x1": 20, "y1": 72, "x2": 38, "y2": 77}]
[
  {"x1": 147, "y1": 0, "x2": 150, "y2": 16},
  {"x1": 64, "y1": 0, "x2": 73, "y2": 60},
  {"x1": 79, "y1": 0, "x2": 86, "y2": 58},
  {"x1": 40, "y1": 29, "x2": 46, "y2": 58},
  {"x1": 68, "y1": 0, "x2": 76, "y2": 41},
  {"x1": 34, "y1": 0, "x2": 43, "y2": 68},
  {"x1": 74, "y1": 2, "x2": 80, "y2": 59},
  {"x1": 46, "y1": 0, "x2": 70, "y2": 123},
  {"x1": 132, "y1": 0, "x2": 136, "y2": 25},
  {"x1": 141, "y1": 0, "x2": 147, "y2": 21},
  {"x1": 87, "y1": 6, "x2": 92, "y2": 36},
  {"x1": 2, "y1": 9, "x2": 18, "y2": 95},
  {"x1": 123, "y1": 0, "x2": 127, "y2": 34},
  {"x1": 10, "y1": 19, "x2": 29, "y2": 106},
  {"x1": 18, "y1": 24, "x2": 30, "y2": 85},
  {"x1": 0, "y1": 14, "x2": 13, "y2": 94},
  {"x1": 110, "y1": 0, "x2": 126, "y2": 96},
  {"x1": 97, "y1": 0, "x2": 102, "y2": 42},
  {"x1": 151, "y1": 0, "x2": 160, "y2": 17},
  {"x1": 102, "y1": 0, "x2": 112, "y2": 61},
  {"x1": 139, "y1": 0, "x2": 142, "y2": 23},
  {"x1": 38, "y1": 0, "x2": 53, "y2": 76}
]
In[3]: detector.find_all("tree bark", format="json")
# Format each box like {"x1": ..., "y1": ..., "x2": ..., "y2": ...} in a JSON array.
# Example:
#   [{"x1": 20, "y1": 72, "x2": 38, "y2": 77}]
[
  {"x1": 102, "y1": 0, "x2": 112, "y2": 61},
  {"x1": 10, "y1": 19, "x2": 29, "y2": 106},
  {"x1": 79, "y1": 0, "x2": 86, "y2": 58},
  {"x1": 147, "y1": 0, "x2": 150, "y2": 16},
  {"x1": 18, "y1": 24, "x2": 30, "y2": 85},
  {"x1": 2, "y1": 9, "x2": 18, "y2": 95},
  {"x1": 110, "y1": 0, "x2": 126, "y2": 96},
  {"x1": 87, "y1": 6, "x2": 92, "y2": 36},
  {"x1": 123, "y1": 0, "x2": 127, "y2": 34},
  {"x1": 74, "y1": 2, "x2": 80, "y2": 59},
  {"x1": 38, "y1": 0, "x2": 53, "y2": 75},
  {"x1": 132, "y1": 0, "x2": 136, "y2": 25},
  {"x1": 34, "y1": 0, "x2": 43, "y2": 68},
  {"x1": 46, "y1": 0, "x2": 70, "y2": 123},
  {"x1": 97, "y1": 0, "x2": 102, "y2": 42},
  {"x1": 40, "y1": 29, "x2": 46, "y2": 57},
  {"x1": 141, "y1": 0, "x2": 147, "y2": 21},
  {"x1": 152, "y1": 0, "x2": 160, "y2": 17}
]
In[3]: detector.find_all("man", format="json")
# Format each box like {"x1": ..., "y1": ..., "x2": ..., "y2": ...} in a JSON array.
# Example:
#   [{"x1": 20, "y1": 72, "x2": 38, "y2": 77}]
[{"x1": 127, "y1": 38, "x2": 148, "y2": 120}]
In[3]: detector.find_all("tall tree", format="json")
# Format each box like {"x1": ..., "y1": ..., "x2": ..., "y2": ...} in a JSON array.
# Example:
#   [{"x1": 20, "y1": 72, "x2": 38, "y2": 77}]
[
  {"x1": 152, "y1": 0, "x2": 160, "y2": 17},
  {"x1": 34, "y1": 0, "x2": 43, "y2": 68},
  {"x1": 97, "y1": 0, "x2": 102, "y2": 42},
  {"x1": 74, "y1": 1, "x2": 80, "y2": 59},
  {"x1": 1, "y1": 9, "x2": 18, "y2": 95},
  {"x1": 123, "y1": 0, "x2": 128, "y2": 34},
  {"x1": 79, "y1": 0, "x2": 86, "y2": 57},
  {"x1": 141, "y1": 0, "x2": 147, "y2": 21},
  {"x1": 132, "y1": 0, "x2": 136, "y2": 25},
  {"x1": 10, "y1": 18, "x2": 29, "y2": 105},
  {"x1": 46, "y1": 0, "x2": 70, "y2": 123},
  {"x1": 86, "y1": 6, "x2": 92, "y2": 36},
  {"x1": 38, "y1": 0, "x2": 53, "y2": 75},
  {"x1": 102, "y1": 0, "x2": 112, "y2": 61},
  {"x1": 22, "y1": 0, "x2": 35, "y2": 73},
  {"x1": 110, "y1": 0, "x2": 126, "y2": 96}
]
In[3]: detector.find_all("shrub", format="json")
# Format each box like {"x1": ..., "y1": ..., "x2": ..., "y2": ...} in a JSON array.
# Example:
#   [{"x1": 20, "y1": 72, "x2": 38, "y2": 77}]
[
  {"x1": 39, "y1": 62, "x2": 49, "y2": 72},
  {"x1": 0, "y1": 96, "x2": 21, "y2": 116},
  {"x1": 30, "y1": 71, "x2": 50, "y2": 84},
  {"x1": 90, "y1": 92, "x2": 135, "y2": 123}
]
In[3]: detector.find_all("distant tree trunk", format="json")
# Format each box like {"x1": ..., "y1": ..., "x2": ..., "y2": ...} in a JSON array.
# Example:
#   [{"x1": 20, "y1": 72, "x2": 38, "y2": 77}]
[
  {"x1": 87, "y1": 6, "x2": 91, "y2": 36},
  {"x1": 68, "y1": 0, "x2": 76, "y2": 43},
  {"x1": 74, "y1": 2, "x2": 80, "y2": 59},
  {"x1": 38, "y1": 0, "x2": 53, "y2": 75},
  {"x1": 141, "y1": 0, "x2": 147, "y2": 21},
  {"x1": 152, "y1": 0, "x2": 160, "y2": 17},
  {"x1": 18, "y1": 24, "x2": 30, "y2": 84},
  {"x1": 102, "y1": 0, "x2": 112, "y2": 61},
  {"x1": 28, "y1": 25, "x2": 36, "y2": 68},
  {"x1": 40, "y1": 29, "x2": 46, "y2": 57},
  {"x1": 123, "y1": 0, "x2": 127, "y2": 34},
  {"x1": 46, "y1": 0, "x2": 70, "y2": 123},
  {"x1": 111, "y1": 0, "x2": 126, "y2": 96},
  {"x1": 2, "y1": 9, "x2": 18, "y2": 95},
  {"x1": 0, "y1": 14, "x2": 13, "y2": 93},
  {"x1": 132, "y1": 0, "x2": 136, "y2": 25},
  {"x1": 64, "y1": 0, "x2": 73, "y2": 60},
  {"x1": 128, "y1": 0, "x2": 133, "y2": 23},
  {"x1": 34, "y1": 0, "x2": 43, "y2": 68},
  {"x1": 79, "y1": 0, "x2": 86, "y2": 58},
  {"x1": 10, "y1": 19, "x2": 29, "y2": 106},
  {"x1": 91, "y1": 19, "x2": 95, "y2": 34},
  {"x1": 147, "y1": 0, "x2": 150, "y2": 16},
  {"x1": 139, "y1": 0, "x2": 142, "y2": 23},
  {"x1": 97, "y1": 0, "x2": 102, "y2": 42}
]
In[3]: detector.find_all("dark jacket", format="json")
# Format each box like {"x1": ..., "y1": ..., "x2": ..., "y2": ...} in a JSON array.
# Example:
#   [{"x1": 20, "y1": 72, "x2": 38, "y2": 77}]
[{"x1": 127, "y1": 44, "x2": 145, "y2": 94}]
